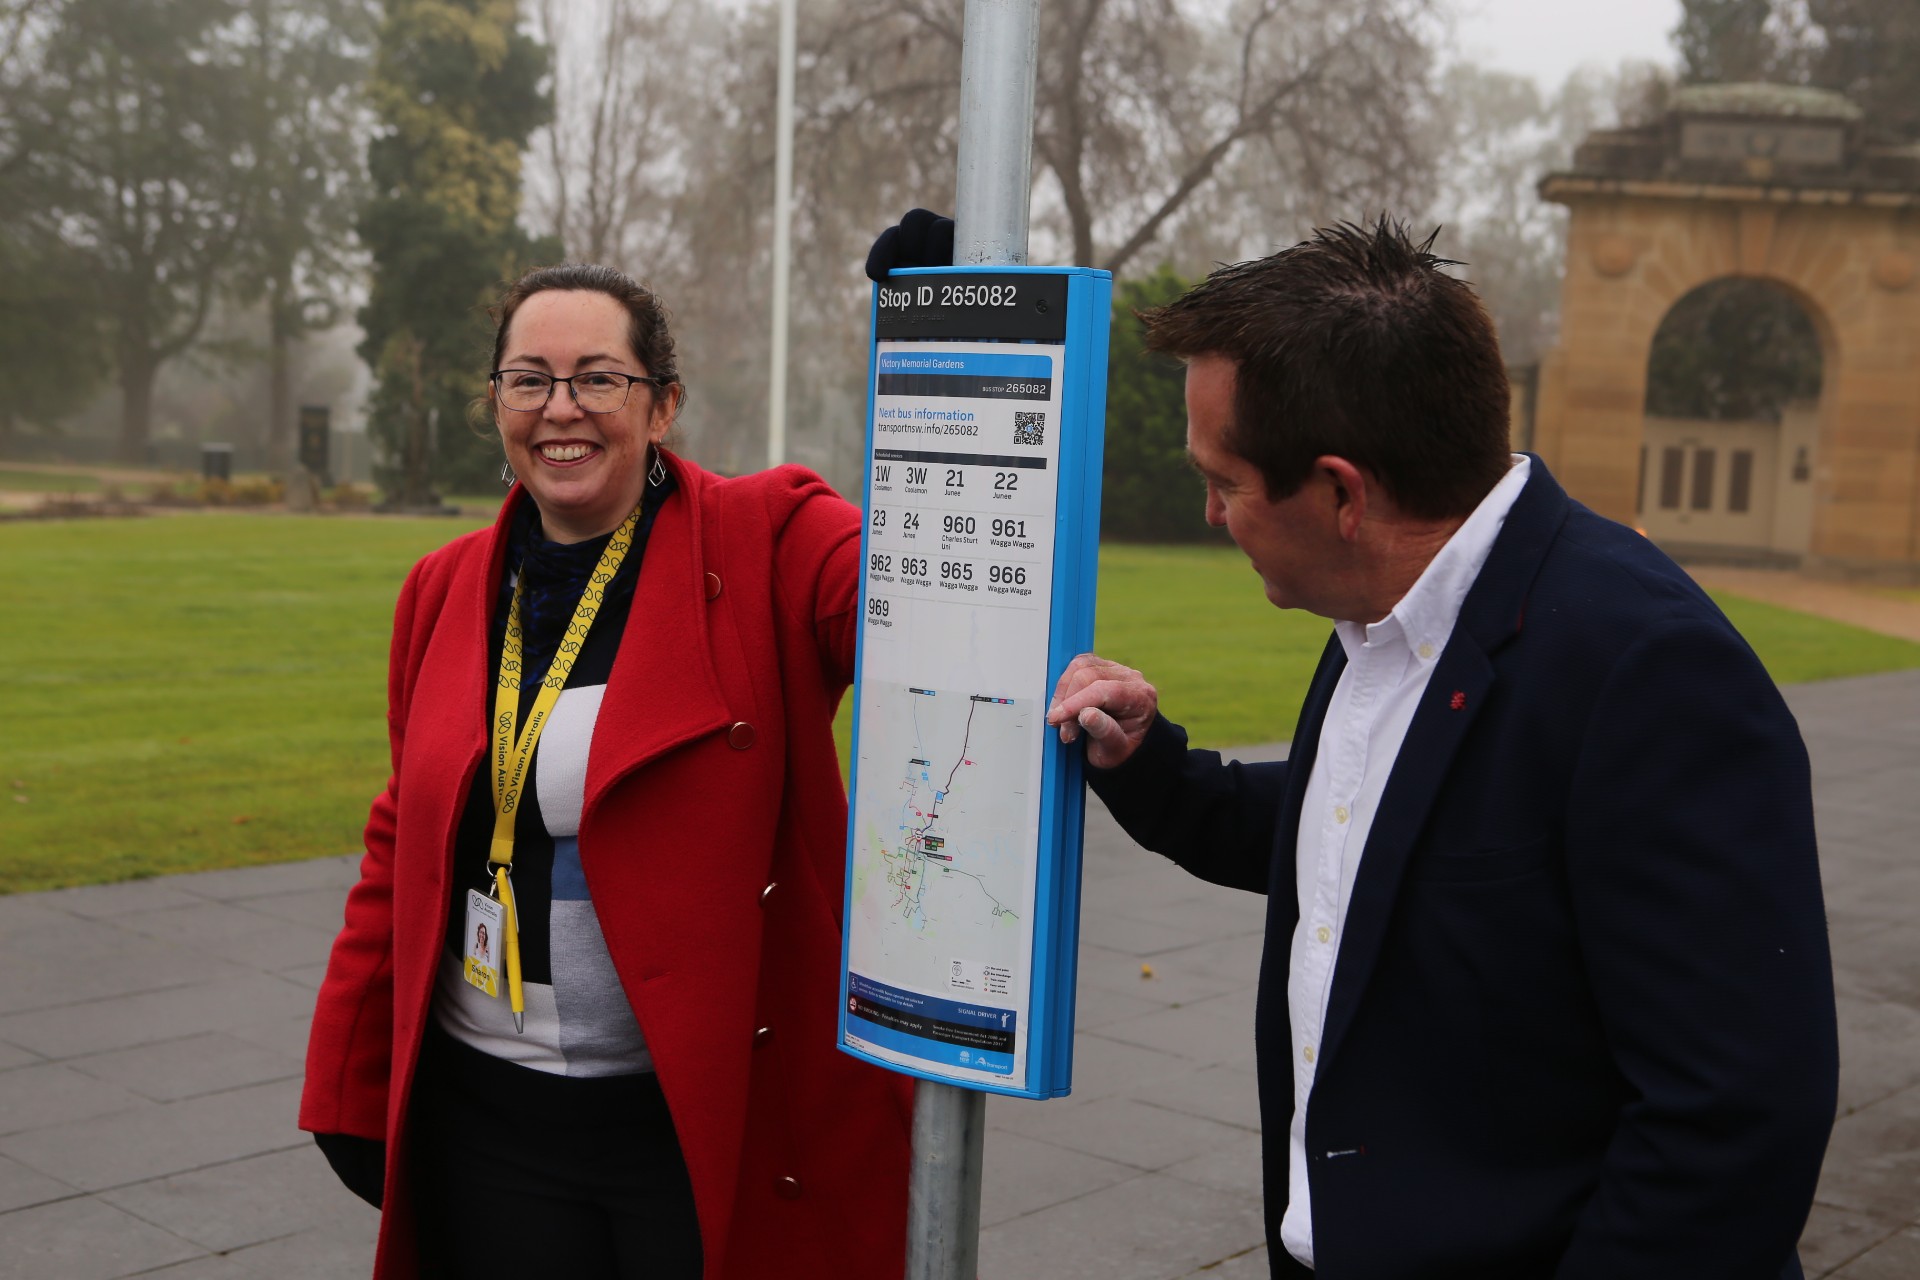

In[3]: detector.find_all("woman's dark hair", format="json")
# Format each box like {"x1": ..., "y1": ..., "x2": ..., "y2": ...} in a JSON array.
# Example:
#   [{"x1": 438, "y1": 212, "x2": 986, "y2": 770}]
[
  {"x1": 1141, "y1": 217, "x2": 1511, "y2": 520},
  {"x1": 489, "y1": 262, "x2": 682, "y2": 408}
]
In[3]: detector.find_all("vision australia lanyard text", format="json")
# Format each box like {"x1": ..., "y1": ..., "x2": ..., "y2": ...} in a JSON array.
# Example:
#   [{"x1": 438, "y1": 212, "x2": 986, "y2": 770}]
[{"x1": 481, "y1": 504, "x2": 640, "y2": 1032}]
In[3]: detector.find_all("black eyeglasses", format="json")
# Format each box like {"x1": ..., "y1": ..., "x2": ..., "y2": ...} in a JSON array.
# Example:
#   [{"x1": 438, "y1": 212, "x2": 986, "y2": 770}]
[{"x1": 491, "y1": 369, "x2": 672, "y2": 413}]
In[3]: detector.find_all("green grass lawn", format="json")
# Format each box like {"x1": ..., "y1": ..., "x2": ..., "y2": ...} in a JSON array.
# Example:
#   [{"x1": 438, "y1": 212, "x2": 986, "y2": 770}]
[
  {"x1": 2, "y1": 511, "x2": 490, "y2": 893},
  {"x1": 0, "y1": 467, "x2": 104, "y2": 493},
  {"x1": 6, "y1": 519, "x2": 1919, "y2": 893}
]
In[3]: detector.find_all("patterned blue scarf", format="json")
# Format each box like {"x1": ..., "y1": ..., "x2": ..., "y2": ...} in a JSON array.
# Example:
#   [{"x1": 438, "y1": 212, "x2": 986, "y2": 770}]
[{"x1": 492, "y1": 469, "x2": 675, "y2": 686}]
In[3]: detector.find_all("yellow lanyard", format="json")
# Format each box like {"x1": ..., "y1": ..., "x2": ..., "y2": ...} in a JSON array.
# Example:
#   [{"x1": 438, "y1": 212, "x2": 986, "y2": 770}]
[{"x1": 488, "y1": 504, "x2": 641, "y2": 1031}]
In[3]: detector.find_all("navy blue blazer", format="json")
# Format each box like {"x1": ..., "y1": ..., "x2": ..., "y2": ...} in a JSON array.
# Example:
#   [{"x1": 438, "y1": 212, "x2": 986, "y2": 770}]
[{"x1": 1089, "y1": 460, "x2": 1837, "y2": 1279}]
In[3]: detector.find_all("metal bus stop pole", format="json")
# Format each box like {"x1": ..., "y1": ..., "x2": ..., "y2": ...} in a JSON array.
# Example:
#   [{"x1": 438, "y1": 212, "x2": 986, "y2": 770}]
[{"x1": 904, "y1": 3, "x2": 1040, "y2": 1278}]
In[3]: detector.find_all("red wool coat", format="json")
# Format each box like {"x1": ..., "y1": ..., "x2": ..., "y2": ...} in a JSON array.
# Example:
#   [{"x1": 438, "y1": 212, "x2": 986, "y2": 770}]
[{"x1": 300, "y1": 454, "x2": 913, "y2": 1279}]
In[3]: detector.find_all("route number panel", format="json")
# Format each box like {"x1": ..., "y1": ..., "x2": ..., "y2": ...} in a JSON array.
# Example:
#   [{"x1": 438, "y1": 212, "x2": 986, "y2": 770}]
[{"x1": 840, "y1": 268, "x2": 1112, "y2": 1098}]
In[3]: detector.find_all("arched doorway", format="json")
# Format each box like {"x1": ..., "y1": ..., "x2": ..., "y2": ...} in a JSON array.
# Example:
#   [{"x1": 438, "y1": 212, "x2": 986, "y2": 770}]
[
  {"x1": 1530, "y1": 82, "x2": 1920, "y2": 580},
  {"x1": 1637, "y1": 278, "x2": 1826, "y2": 562}
]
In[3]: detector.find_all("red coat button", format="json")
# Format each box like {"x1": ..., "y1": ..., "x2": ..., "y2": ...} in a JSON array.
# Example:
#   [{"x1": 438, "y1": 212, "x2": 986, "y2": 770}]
[
  {"x1": 774, "y1": 1175, "x2": 802, "y2": 1200},
  {"x1": 729, "y1": 721, "x2": 755, "y2": 750},
  {"x1": 759, "y1": 881, "x2": 778, "y2": 907},
  {"x1": 755, "y1": 1025, "x2": 774, "y2": 1047},
  {"x1": 705, "y1": 572, "x2": 722, "y2": 600}
]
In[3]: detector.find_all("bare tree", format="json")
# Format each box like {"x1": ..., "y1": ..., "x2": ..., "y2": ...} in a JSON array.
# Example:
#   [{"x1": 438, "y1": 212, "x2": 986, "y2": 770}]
[
  {"x1": 1426, "y1": 60, "x2": 1673, "y2": 366},
  {"x1": 522, "y1": 0, "x2": 1447, "y2": 486},
  {"x1": 527, "y1": 0, "x2": 726, "y2": 267},
  {"x1": 792, "y1": 0, "x2": 1441, "y2": 274}
]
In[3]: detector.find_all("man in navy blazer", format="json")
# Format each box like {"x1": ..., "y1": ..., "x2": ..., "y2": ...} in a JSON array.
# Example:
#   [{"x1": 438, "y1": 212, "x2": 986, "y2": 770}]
[{"x1": 1048, "y1": 220, "x2": 1838, "y2": 1277}]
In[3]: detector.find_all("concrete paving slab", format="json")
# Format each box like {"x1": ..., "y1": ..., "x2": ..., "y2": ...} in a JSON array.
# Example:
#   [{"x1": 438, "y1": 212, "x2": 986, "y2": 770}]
[
  {"x1": 226, "y1": 1011, "x2": 322, "y2": 1061},
  {"x1": 68, "y1": 1031, "x2": 304, "y2": 1104},
  {"x1": 98, "y1": 1145, "x2": 367, "y2": 1254},
  {"x1": 113, "y1": 901, "x2": 306, "y2": 948},
  {"x1": 1165, "y1": 930, "x2": 1270, "y2": 982},
  {"x1": 1104, "y1": 891, "x2": 1268, "y2": 938},
  {"x1": 1829, "y1": 1227, "x2": 1920, "y2": 1279},
  {"x1": 1070, "y1": 982, "x2": 1171, "y2": 1030},
  {"x1": 1136, "y1": 1065, "x2": 1263, "y2": 1133},
  {"x1": 29, "y1": 881, "x2": 207, "y2": 919},
  {"x1": 162, "y1": 921, "x2": 344, "y2": 975},
  {"x1": 277, "y1": 962, "x2": 334, "y2": 991},
  {"x1": 1076, "y1": 942, "x2": 1250, "y2": 1006},
  {"x1": 977, "y1": 1128, "x2": 1139, "y2": 1228},
  {"x1": 1080, "y1": 911, "x2": 1220, "y2": 958},
  {"x1": 214, "y1": 1214, "x2": 379, "y2": 1280},
  {"x1": 1812, "y1": 1080, "x2": 1920, "y2": 1223},
  {"x1": 0, "y1": 1195, "x2": 201, "y2": 1280},
  {"x1": 1829, "y1": 925, "x2": 1920, "y2": 1007},
  {"x1": 1162, "y1": 1129, "x2": 1264, "y2": 1197},
  {"x1": 0, "y1": 1063, "x2": 148, "y2": 1136},
  {"x1": 1835, "y1": 995, "x2": 1920, "y2": 1115},
  {"x1": 0, "y1": 920, "x2": 258, "y2": 1018},
  {"x1": 167, "y1": 856, "x2": 360, "y2": 903},
  {"x1": 0, "y1": 1041, "x2": 42, "y2": 1072},
  {"x1": 133, "y1": 1257, "x2": 254, "y2": 1280},
  {"x1": 1094, "y1": 996, "x2": 1259, "y2": 1071},
  {"x1": 1186, "y1": 1245, "x2": 1271, "y2": 1279},
  {"x1": 0, "y1": 1077, "x2": 304, "y2": 1192},
  {"x1": 0, "y1": 973, "x2": 315, "y2": 1060},
  {"x1": 1800, "y1": 1203, "x2": 1910, "y2": 1277},
  {"x1": 977, "y1": 1169, "x2": 1265, "y2": 1280},
  {"x1": 1055, "y1": 1032, "x2": 1205, "y2": 1104},
  {"x1": 0, "y1": 1152, "x2": 77, "y2": 1214},
  {"x1": 1006, "y1": 1094, "x2": 1252, "y2": 1173},
  {"x1": 239, "y1": 887, "x2": 363, "y2": 932},
  {"x1": 0, "y1": 896, "x2": 80, "y2": 936}
]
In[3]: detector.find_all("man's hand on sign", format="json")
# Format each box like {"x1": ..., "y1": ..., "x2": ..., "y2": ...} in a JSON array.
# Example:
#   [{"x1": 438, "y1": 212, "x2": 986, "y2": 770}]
[
  {"x1": 1047, "y1": 654, "x2": 1158, "y2": 770},
  {"x1": 865, "y1": 208, "x2": 955, "y2": 283}
]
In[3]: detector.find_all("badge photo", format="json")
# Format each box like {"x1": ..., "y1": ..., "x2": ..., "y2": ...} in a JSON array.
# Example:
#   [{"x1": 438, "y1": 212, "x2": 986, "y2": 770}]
[{"x1": 463, "y1": 889, "x2": 506, "y2": 997}]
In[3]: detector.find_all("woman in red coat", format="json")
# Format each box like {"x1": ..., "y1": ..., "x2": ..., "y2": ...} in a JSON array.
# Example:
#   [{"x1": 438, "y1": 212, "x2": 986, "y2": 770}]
[{"x1": 300, "y1": 264, "x2": 912, "y2": 1279}]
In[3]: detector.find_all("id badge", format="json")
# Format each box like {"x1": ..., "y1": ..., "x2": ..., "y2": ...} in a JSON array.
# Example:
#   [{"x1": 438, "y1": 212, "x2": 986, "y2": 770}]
[{"x1": 463, "y1": 889, "x2": 505, "y2": 997}]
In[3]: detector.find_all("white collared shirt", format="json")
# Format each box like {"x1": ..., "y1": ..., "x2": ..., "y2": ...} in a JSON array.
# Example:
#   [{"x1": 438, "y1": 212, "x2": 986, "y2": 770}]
[{"x1": 1280, "y1": 456, "x2": 1531, "y2": 1268}]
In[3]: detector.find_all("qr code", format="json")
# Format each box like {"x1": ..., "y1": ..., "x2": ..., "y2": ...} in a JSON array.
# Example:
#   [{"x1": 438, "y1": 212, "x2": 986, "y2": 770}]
[{"x1": 1013, "y1": 411, "x2": 1047, "y2": 446}]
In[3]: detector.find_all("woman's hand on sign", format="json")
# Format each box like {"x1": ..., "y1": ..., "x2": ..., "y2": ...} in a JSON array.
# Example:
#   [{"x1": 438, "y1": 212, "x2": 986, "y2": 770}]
[
  {"x1": 1047, "y1": 654, "x2": 1158, "y2": 770},
  {"x1": 865, "y1": 208, "x2": 954, "y2": 283}
]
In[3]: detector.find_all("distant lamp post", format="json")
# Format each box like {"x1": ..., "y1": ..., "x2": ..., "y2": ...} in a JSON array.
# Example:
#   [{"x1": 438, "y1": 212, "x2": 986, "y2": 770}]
[{"x1": 767, "y1": 0, "x2": 796, "y2": 469}]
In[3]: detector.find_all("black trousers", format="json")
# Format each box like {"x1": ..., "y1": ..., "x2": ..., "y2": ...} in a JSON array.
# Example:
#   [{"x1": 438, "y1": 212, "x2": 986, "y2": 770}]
[{"x1": 410, "y1": 1024, "x2": 703, "y2": 1280}]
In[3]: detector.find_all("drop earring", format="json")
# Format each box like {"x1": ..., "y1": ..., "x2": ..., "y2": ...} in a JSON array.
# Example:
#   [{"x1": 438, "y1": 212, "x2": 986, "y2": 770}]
[
  {"x1": 500, "y1": 462, "x2": 516, "y2": 489},
  {"x1": 648, "y1": 448, "x2": 667, "y2": 488}
]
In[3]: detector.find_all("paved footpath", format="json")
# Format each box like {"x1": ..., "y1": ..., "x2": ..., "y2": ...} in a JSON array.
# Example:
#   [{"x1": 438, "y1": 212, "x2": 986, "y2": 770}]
[{"x1": 1, "y1": 670, "x2": 1917, "y2": 1278}]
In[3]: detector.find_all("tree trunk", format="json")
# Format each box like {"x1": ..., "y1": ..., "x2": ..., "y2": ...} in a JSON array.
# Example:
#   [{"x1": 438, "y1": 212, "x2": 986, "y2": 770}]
[
  {"x1": 117, "y1": 345, "x2": 158, "y2": 466},
  {"x1": 402, "y1": 334, "x2": 433, "y2": 507},
  {"x1": 268, "y1": 273, "x2": 293, "y2": 472}
]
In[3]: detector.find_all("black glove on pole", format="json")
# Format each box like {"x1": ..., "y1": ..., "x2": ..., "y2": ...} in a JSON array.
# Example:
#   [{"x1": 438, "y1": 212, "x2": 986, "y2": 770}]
[{"x1": 865, "y1": 209, "x2": 956, "y2": 283}]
